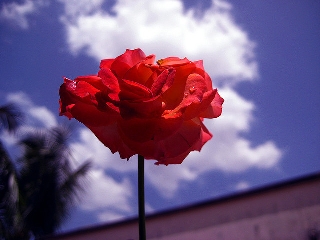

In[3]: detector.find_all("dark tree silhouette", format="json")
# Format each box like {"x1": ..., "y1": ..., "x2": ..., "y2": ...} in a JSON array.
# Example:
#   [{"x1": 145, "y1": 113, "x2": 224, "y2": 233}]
[
  {"x1": 0, "y1": 104, "x2": 91, "y2": 239},
  {"x1": 18, "y1": 126, "x2": 91, "y2": 238},
  {"x1": 0, "y1": 104, "x2": 23, "y2": 132},
  {"x1": 0, "y1": 104, "x2": 25, "y2": 239}
]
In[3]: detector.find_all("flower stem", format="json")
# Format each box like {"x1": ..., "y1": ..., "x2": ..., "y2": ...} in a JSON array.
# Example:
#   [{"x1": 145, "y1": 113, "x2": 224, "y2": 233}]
[{"x1": 138, "y1": 154, "x2": 146, "y2": 240}]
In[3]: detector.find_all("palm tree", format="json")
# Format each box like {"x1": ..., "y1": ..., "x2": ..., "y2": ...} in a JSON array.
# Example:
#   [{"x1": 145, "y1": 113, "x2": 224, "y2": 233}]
[
  {"x1": 0, "y1": 103, "x2": 23, "y2": 133},
  {"x1": 0, "y1": 103, "x2": 26, "y2": 239},
  {"x1": 0, "y1": 104, "x2": 91, "y2": 239},
  {"x1": 18, "y1": 126, "x2": 91, "y2": 238}
]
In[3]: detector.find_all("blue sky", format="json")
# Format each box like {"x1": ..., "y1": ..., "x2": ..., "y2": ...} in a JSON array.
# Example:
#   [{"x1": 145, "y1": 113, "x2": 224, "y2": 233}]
[{"x1": 0, "y1": 0, "x2": 319, "y2": 233}]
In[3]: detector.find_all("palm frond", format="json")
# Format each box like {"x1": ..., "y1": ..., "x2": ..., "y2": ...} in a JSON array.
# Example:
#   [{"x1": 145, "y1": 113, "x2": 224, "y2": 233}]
[
  {"x1": 17, "y1": 125, "x2": 91, "y2": 237},
  {"x1": 0, "y1": 141, "x2": 25, "y2": 239},
  {"x1": 1, "y1": 105, "x2": 92, "y2": 238},
  {"x1": 0, "y1": 104, "x2": 23, "y2": 133},
  {"x1": 60, "y1": 161, "x2": 91, "y2": 202}
]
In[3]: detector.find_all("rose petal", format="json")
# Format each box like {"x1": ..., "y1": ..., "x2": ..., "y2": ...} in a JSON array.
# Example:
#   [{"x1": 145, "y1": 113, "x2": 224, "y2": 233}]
[
  {"x1": 118, "y1": 118, "x2": 157, "y2": 143},
  {"x1": 98, "y1": 68, "x2": 120, "y2": 101},
  {"x1": 74, "y1": 75, "x2": 109, "y2": 93},
  {"x1": 157, "y1": 57, "x2": 190, "y2": 67},
  {"x1": 182, "y1": 89, "x2": 217, "y2": 120},
  {"x1": 60, "y1": 78, "x2": 99, "y2": 107},
  {"x1": 169, "y1": 73, "x2": 209, "y2": 118},
  {"x1": 111, "y1": 49, "x2": 147, "y2": 78},
  {"x1": 154, "y1": 152, "x2": 190, "y2": 165},
  {"x1": 154, "y1": 118, "x2": 212, "y2": 165},
  {"x1": 157, "y1": 119, "x2": 204, "y2": 157},
  {"x1": 123, "y1": 55, "x2": 155, "y2": 85},
  {"x1": 100, "y1": 59, "x2": 114, "y2": 70},
  {"x1": 118, "y1": 116, "x2": 183, "y2": 143},
  {"x1": 152, "y1": 118, "x2": 212, "y2": 164},
  {"x1": 160, "y1": 62, "x2": 196, "y2": 109},
  {"x1": 199, "y1": 91, "x2": 224, "y2": 118},
  {"x1": 118, "y1": 79, "x2": 153, "y2": 101},
  {"x1": 59, "y1": 49, "x2": 223, "y2": 165},
  {"x1": 59, "y1": 78, "x2": 118, "y2": 126},
  {"x1": 88, "y1": 123, "x2": 135, "y2": 159},
  {"x1": 150, "y1": 68, "x2": 175, "y2": 96},
  {"x1": 119, "y1": 97, "x2": 163, "y2": 119}
]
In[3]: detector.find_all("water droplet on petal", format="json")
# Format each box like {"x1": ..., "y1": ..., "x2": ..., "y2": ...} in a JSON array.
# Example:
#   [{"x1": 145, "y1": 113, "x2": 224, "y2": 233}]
[
  {"x1": 161, "y1": 102, "x2": 166, "y2": 108},
  {"x1": 189, "y1": 86, "x2": 196, "y2": 94},
  {"x1": 184, "y1": 93, "x2": 189, "y2": 98},
  {"x1": 69, "y1": 81, "x2": 77, "y2": 90}
]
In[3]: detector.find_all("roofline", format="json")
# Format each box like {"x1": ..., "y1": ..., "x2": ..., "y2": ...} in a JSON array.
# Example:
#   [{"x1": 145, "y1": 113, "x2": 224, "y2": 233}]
[{"x1": 43, "y1": 171, "x2": 320, "y2": 239}]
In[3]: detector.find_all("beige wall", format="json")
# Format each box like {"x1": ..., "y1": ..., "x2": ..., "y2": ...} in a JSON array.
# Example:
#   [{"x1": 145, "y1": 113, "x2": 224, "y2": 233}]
[
  {"x1": 154, "y1": 205, "x2": 320, "y2": 240},
  {"x1": 47, "y1": 174, "x2": 320, "y2": 240}
]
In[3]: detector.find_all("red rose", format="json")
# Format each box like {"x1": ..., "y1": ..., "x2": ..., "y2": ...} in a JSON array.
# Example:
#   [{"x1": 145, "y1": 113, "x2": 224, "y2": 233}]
[{"x1": 59, "y1": 49, "x2": 223, "y2": 165}]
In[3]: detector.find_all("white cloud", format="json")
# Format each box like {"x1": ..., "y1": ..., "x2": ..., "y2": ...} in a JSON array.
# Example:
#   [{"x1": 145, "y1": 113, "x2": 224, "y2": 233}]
[
  {"x1": 70, "y1": 128, "x2": 137, "y2": 172},
  {"x1": 0, "y1": 0, "x2": 48, "y2": 29},
  {"x1": 57, "y1": 0, "x2": 104, "y2": 18},
  {"x1": 0, "y1": 0, "x2": 284, "y2": 228},
  {"x1": 59, "y1": 0, "x2": 257, "y2": 86},
  {"x1": 2, "y1": 92, "x2": 135, "y2": 223},
  {"x1": 80, "y1": 169, "x2": 133, "y2": 222},
  {"x1": 145, "y1": 161, "x2": 198, "y2": 197},
  {"x1": 197, "y1": 87, "x2": 282, "y2": 172},
  {"x1": 214, "y1": 87, "x2": 254, "y2": 132},
  {"x1": 6, "y1": 92, "x2": 57, "y2": 128},
  {"x1": 0, "y1": 92, "x2": 59, "y2": 162},
  {"x1": 56, "y1": 0, "x2": 282, "y2": 200},
  {"x1": 234, "y1": 181, "x2": 250, "y2": 191},
  {"x1": 69, "y1": 128, "x2": 136, "y2": 220},
  {"x1": 96, "y1": 211, "x2": 129, "y2": 223},
  {"x1": 141, "y1": 87, "x2": 282, "y2": 197}
]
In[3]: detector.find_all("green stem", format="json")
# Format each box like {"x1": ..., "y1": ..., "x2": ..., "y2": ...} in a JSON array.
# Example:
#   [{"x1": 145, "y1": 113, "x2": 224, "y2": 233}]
[{"x1": 138, "y1": 154, "x2": 146, "y2": 240}]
